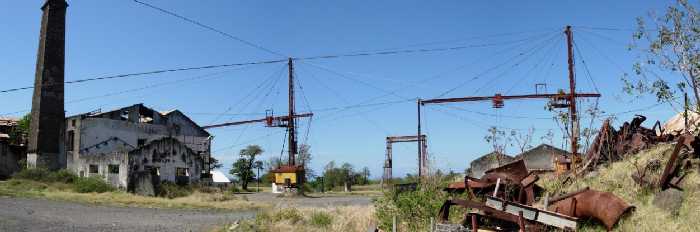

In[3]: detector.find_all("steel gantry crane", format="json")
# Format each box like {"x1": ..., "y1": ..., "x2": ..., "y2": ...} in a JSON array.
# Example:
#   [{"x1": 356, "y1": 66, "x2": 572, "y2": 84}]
[
  {"x1": 382, "y1": 135, "x2": 427, "y2": 188},
  {"x1": 204, "y1": 58, "x2": 312, "y2": 192},
  {"x1": 419, "y1": 26, "x2": 600, "y2": 173}
]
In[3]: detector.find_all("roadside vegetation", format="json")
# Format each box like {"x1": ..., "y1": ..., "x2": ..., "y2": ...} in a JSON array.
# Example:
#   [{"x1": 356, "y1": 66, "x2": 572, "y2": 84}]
[
  {"x1": 224, "y1": 206, "x2": 373, "y2": 232},
  {"x1": 0, "y1": 168, "x2": 266, "y2": 210},
  {"x1": 373, "y1": 171, "x2": 465, "y2": 231}
]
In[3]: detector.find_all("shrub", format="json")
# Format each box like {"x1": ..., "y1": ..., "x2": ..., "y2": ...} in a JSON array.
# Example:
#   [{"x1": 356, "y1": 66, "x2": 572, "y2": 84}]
[
  {"x1": 157, "y1": 182, "x2": 193, "y2": 199},
  {"x1": 73, "y1": 176, "x2": 115, "y2": 193},
  {"x1": 309, "y1": 211, "x2": 333, "y2": 227},
  {"x1": 47, "y1": 169, "x2": 78, "y2": 183},
  {"x1": 197, "y1": 186, "x2": 221, "y2": 194},
  {"x1": 13, "y1": 168, "x2": 51, "y2": 181},
  {"x1": 272, "y1": 208, "x2": 303, "y2": 224},
  {"x1": 228, "y1": 186, "x2": 241, "y2": 194}
]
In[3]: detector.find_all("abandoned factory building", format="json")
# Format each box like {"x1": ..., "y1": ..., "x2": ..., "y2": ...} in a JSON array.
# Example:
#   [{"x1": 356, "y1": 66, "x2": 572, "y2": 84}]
[
  {"x1": 65, "y1": 104, "x2": 211, "y2": 189},
  {"x1": 0, "y1": 117, "x2": 26, "y2": 179}
]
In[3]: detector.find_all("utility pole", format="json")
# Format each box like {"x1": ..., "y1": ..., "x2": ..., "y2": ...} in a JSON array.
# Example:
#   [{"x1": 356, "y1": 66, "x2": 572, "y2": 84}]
[
  {"x1": 417, "y1": 99, "x2": 424, "y2": 177},
  {"x1": 685, "y1": 92, "x2": 689, "y2": 133},
  {"x1": 288, "y1": 58, "x2": 297, "y2": 167},
  {"x1": 565, "y1": 25, "x2": 580, "y2": 170}
]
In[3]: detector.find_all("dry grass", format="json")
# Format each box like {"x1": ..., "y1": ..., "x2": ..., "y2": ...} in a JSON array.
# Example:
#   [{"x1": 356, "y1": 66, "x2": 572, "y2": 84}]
[
  {"x1": 227, "y1": 205, "x2": 375, "y2": 232},
  {"x1": 539, "y1": 143, "x2": 700, "y2": 231},
  {"x1": 0, "y1": 180, "x2": 268, "y2": 211}
]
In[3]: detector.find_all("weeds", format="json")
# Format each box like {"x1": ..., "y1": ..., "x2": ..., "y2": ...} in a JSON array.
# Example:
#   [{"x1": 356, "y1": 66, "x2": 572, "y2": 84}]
[{"x1": 73, "y1": 176, "x2": 115, "y2": 193}]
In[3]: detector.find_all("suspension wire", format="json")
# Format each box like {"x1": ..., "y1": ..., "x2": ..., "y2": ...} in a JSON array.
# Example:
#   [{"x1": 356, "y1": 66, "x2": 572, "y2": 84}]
[
  {"x1": 295, "y1": 64, "x2": 392, "y2": 135},
  {"x1": 327, "y1": 28, "x2": 561, "y2": 55},
  {"x1": 572, "y1": 40, "x2": 601, "y2": 93},
  {"x1": 213, "y1": 130, "x2": 285, "y2": 153},
  {"x1": 133, "y1": 0, "x2": 286, "y2": 57},
  {"x1": 0, "y1": 59, "x2": 287, "y2": 94},
  {"x1": 206, "y1": 63, "x2": 287, "y2": 124},
  {"x1": 504, "y1": 36, "x2": 564, "y2": 94},
  {"x1": 0, "y1": 67, "x2": 253, "y2": 116},
  {"x1": 435, "y1": 31, "x2": 562, "y2": 98},
  {"x1": 471, "y1": 32, "x2": 563, "y2": 95}
]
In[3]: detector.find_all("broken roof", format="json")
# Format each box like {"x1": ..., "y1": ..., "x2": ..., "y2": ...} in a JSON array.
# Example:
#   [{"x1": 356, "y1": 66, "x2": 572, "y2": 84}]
[
  {"x1": 515, "y1": 144, "x2": 570, "y2": 158},
  {"x1": 0, "y1": 117, "x2": 19, "y2": 127},
  {"x1": 69, "y1": 103, "x2": 210, "y2": 136}
]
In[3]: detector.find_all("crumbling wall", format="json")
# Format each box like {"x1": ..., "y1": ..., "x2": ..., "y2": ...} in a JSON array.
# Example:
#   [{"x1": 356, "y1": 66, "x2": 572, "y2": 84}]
[
  {"x1": 0, "y1": 142, "x2": 24, "y2": 179},
  {"x1": 128, "y1": 137, "x2": 203, "y2": 187}
]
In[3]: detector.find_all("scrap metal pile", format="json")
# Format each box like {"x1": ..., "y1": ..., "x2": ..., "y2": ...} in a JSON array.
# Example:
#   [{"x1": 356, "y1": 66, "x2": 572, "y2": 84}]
[
  {"x1": 582, "y1": 115, "x2": 673, "y2": 171},
  {"x1": 436, "y1": 115, "x2": 700, "y2": 231},
  {"x1": 438, "y1": 160, "x2": 633, "y2": 231}
]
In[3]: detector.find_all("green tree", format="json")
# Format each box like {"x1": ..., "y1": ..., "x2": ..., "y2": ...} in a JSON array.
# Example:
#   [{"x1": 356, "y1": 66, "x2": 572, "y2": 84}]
[
  {"x1": 229, "y1": 145, "x2": 263, "y2": 190},
  {"x1": 626, "y1": 0, "x2": 700, "y2": 110},
  {"x1": 209, "y1": 157, "x2": 223, "y2": 169}
]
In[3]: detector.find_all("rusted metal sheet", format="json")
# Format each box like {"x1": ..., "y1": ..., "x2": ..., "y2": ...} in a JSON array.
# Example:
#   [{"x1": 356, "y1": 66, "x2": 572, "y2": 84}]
[
  {"x1": 659, "y1": 135, "x2": 690, "y2": 190},
  {"x1": 549, "y1": 189, "x2": 633, "y2": 231},
  {"x1": 482, "y1": 160, "x2": 529, "y2": 184}
]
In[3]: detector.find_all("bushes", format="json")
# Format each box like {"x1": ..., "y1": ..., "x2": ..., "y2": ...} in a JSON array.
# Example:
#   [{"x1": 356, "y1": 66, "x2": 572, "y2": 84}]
[
  {"x1": 157, "y1": 182, "x2": 193, "y2": 199},
  {"x1": 11, "y1": 168, "x2": 112, "y2": 193},
  {"x1": 310, "y1": 211, "x2": 333, "y2": 227},
  {"x1": 13, "y1": 168, "x2": 78, "y2": 183},
  {"x1": 73, "y1": 176, "x2": 115, "y2": 193},
  {"x1": 374, "y1": 177, "x2": 466, "y2": 231},
  {"x1": 13, "y1": 168, "x2": 51, "y2": 182}
]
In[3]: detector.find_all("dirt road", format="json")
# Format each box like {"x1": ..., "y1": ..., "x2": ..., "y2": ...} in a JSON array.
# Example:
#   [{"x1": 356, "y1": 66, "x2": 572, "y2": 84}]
[{"x1": 0, "y1": 197, "x2": 255, "y2": 232}]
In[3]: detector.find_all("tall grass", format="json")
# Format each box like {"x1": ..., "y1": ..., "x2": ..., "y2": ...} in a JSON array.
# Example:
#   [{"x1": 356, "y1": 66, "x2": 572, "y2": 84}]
[
  {"x1": 539, "y1": 144, "x2": 700, "y2": 231},
  {"x1": 232, "y1": 206, "x2": 373, "y2": 232}
]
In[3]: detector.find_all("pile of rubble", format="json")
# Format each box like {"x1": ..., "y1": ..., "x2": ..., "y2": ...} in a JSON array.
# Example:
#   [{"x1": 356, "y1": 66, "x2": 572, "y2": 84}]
[
  {"x1": 582, "y1": 115, "x2": 673, "y2": 171},
  {"x1": 435, "y1": 115, "x2": 700, "y2": 231},
  {"x1": 438, "y1": 160, "x2": 632, "y2": 231}
]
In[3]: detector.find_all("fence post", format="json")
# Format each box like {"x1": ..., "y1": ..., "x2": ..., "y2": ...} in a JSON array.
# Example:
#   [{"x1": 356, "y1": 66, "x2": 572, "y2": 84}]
[
  {"x1": 392, "y1": 215, "x2": 397, "y2": 232},
  {"x1": 430, "y1": 217, "x2": 434, "y2": 232}
]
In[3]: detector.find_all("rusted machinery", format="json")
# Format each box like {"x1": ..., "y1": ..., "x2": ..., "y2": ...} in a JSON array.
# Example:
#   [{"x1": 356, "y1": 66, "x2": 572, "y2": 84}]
[
  {"x1": 548, "y1": 188, "x2": 634, "y2": 231},
  {"x1": 439, "y1": 159, "x2": 634, "y2": 231},
  {"x1": 583, "y1": 115, "x2": 673, "y2": 171}
]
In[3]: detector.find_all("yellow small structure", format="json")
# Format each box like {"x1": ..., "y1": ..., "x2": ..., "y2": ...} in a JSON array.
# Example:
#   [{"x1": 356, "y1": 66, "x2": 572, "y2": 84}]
[{"x1": 270, "y1": 165, "x2": 305, "y2": 192}]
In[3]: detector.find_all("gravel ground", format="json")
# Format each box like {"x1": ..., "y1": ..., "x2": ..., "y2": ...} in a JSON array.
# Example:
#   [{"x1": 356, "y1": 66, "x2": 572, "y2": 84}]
[{"x1": 0, "y1": 197, "x2": 255, "y2": 232}]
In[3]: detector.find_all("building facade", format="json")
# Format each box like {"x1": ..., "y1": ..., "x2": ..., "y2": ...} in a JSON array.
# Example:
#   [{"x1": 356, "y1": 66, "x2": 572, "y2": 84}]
[{"x1": 65, "y1": 104, "x2": 211, "y2": 189}]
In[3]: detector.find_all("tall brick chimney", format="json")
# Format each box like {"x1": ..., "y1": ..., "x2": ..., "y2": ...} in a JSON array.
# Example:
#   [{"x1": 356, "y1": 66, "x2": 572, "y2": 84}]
[{"x1": 27, "y1": 0, "x2": 68, "y2": 170}]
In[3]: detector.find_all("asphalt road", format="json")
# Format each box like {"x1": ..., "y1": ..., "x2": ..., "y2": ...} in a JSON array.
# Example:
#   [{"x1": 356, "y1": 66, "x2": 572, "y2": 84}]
[{"x1": 0, "y1": 197, "x2": 255, "y2": 232}]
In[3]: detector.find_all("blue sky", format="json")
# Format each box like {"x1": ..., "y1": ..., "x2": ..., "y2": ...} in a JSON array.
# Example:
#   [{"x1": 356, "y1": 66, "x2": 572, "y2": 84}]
[{"x1": 0, "y1": 1, "x2": 684, "y2": 178}]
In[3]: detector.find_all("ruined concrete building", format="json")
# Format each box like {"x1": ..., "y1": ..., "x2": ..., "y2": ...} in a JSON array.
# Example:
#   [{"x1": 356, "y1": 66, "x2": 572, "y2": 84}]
[
  {"x1": 0, "y1": 117, "x2": 27, "y2": 179},
  {"x1": 467, "y1": 151, "x2": 515, "y2": 178},
  {"x1": 467, "y1": 144, "x2": 570, "y2": 178},
  {"x1": 514, "y1": 144, "x2": 570, "y2": 173},
  {"x1": 65, "y1": 104, "x2": 211, "y2": 190}
]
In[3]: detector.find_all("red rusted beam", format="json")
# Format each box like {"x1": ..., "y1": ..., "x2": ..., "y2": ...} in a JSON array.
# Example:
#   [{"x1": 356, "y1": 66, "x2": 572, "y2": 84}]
[
  {"x1": 420, "y1": 93, "x2": 601, "y2": 105},
  {"x1": 659, "y1": 135, "x2": 687, "y2": 190},
  {"x1": 471, "y1": 214, "x2": 478, "y2": 232},
  {"x1": 202, "y1": 112, "x2": 313, "y2": 129},
  {"x1": 518, "y1": 211, "x2": 526, "y2": 232}
]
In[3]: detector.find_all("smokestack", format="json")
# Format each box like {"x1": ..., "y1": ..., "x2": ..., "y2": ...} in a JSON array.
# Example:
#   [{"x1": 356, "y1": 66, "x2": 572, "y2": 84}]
[{"x1": 27, "y1": 0, "x2": 68, "y2": 170}]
